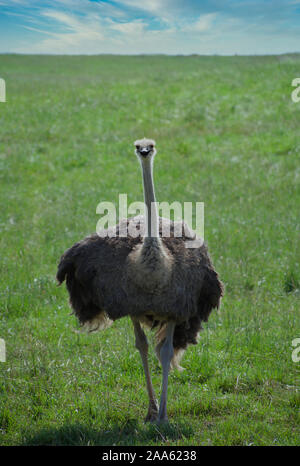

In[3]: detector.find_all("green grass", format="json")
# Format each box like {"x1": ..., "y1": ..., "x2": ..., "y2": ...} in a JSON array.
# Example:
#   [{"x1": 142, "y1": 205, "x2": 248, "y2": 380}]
[{"x1": 0, "y1": 54, "x2": 299, "y2": 446}]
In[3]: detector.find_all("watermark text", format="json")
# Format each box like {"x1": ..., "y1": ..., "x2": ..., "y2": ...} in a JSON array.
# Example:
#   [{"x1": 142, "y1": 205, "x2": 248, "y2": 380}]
[
  {"x1": 292, "y1": 338, "x2": 300, "y2": 363},
  {"x1": 0, "y1": 78, "x2": 5, "y2": 102},
  {"x1": 96, "y1": 194, "x2": 204, "y2": 248},
  {"x1": 0, "y1": 338, "x2": 5, "y2": 362},
  {"x1": 291, "y1": 78, "x2": 300, "y2": 103}
]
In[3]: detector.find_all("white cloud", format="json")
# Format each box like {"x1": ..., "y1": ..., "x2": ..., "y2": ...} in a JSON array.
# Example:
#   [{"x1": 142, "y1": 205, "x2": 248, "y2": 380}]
[
  {"x1": 14, "y1": 9, "x2": 107, "y2": 53},
  {"x1": 1, "y1": 0, "x2": 300, "y2": 54},
  {"x1": 42, "y1": 9, "x2": 104, "y2": 37},
  {"x1": 116, "y1": 0, "x2": 165, "y2": 15},
  {"x1": 0, "y1": 0, "x2": 29, "y2": 4},
  {"x1": 110, "y1": 19, "x2": 146, "y2": 34},
  {"x1": 181, "y1": 13, "x2": 217, "y2": 32}
]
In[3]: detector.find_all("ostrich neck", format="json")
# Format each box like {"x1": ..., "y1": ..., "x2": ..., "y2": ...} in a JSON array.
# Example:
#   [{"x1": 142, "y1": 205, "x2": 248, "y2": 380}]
[
  {"x1": 128, "y1": 156, "x2": 173, "y2": 291},
  {"x1": 141, "y1": 159, "x2": 159, "y2": 240}
]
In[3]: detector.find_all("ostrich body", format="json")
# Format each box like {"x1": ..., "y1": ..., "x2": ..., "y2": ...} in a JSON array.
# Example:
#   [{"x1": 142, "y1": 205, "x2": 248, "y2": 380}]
[{"x1": 57, "y1": 138, "x2": 223, "y2": 423}]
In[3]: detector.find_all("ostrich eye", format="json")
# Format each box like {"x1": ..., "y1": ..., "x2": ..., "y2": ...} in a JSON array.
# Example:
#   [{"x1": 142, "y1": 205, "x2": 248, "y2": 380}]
[
  {"x1": 149, "y1": 145, "x2": 153, "y2": 150},
  {"x1": 135, "y1": 145, "x2": 140, "y2": 150}
]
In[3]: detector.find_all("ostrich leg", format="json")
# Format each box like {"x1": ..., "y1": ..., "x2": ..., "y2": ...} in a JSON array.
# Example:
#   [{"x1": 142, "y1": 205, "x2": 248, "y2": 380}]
[
  {"x1": 131, "y1": 318, "x2": 158, "y2": 422},
  {"x1": 157, "y1": 321, "x2": 176, "y2": 423}
]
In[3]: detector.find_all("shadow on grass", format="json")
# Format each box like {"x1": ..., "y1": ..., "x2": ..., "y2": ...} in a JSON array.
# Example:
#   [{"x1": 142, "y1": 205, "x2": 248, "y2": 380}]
[{"x1": 22, "y1": 418, "x2": 193, "y2": 446}]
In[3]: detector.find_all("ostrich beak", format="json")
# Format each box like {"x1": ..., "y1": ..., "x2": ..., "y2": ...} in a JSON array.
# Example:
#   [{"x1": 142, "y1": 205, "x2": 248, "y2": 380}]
[{"x1": 140, "y1": 149, "x2": 151, "y2": 157}]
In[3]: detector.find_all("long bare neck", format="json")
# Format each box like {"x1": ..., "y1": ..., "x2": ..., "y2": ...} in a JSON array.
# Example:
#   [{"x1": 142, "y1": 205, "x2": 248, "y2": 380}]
[
  {"x1": 140, "y1": 158, "x2": 159, "y2": 241},
  {"x1": 127, "y1": 155, "x2": 173, "y2": 291}
]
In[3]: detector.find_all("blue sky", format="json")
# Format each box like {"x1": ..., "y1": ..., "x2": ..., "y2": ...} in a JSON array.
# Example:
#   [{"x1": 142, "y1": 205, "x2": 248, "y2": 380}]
[{"x1": 0, "y1": 0, "x2": 299, "y2": 55}]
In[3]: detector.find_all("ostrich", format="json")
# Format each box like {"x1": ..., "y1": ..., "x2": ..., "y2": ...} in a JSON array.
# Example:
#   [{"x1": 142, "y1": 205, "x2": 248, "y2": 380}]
[{"x1": 57, "y1": 138, "x2": 223, "y2": 423}]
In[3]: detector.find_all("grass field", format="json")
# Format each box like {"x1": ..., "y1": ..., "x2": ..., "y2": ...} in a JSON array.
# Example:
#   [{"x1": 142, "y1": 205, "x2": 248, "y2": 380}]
[{"x1": 0, "y1": 54, "x2": 299, "y2": 446}]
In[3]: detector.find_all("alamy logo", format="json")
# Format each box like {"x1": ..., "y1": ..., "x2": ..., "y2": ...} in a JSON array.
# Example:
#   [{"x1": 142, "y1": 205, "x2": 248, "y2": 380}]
[
  {"x1": 0, "y1": 339, "x2": 5, "y2": 362},
  {"x1": 0, "y1": 78, "x2": 5, "y2": 102},
  {"x1": 96, "y1": 194, "x2": 204, "y2": 248},
  {"x1": 291, "y1": 78, "x2": 300, "y2": 103},
  {"x1": 292, "y1": 338, "x2": 300, "y2": 363}
]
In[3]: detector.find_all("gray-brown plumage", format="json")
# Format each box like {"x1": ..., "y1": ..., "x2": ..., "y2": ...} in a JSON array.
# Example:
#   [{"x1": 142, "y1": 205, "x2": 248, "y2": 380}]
[{"x1": 57, "y1": 138, "x2": 223, "y2": 423}]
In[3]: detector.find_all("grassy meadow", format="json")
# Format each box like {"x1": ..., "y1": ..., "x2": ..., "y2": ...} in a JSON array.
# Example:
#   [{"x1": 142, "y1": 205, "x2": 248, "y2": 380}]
[{"x1": 0, "y1": 54, "x2": 299, "y2": 446}]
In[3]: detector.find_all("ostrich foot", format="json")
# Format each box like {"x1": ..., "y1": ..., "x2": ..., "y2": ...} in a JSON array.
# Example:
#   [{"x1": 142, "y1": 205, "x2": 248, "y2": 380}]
[
  {"x1": 144, "y1": 402, "x2": 158, "y2": 423},
  {"x1": 156, "y1": 416, "x2": 169, "y2": 425},
  {"x1": 145, "y1": 411, "x2": 158, "y2": 423}
]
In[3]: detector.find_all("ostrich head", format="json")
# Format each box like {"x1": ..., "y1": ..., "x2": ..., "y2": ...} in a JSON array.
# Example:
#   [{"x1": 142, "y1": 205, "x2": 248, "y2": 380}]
[{"x1": 134, "y1": 138, "x2": 156, "y2": 161}]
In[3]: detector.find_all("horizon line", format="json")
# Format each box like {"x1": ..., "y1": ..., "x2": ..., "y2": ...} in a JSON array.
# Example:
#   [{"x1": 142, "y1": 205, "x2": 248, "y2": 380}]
[{"x1": 0, "y1": 52, "x2": 300, "y2": 57}]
